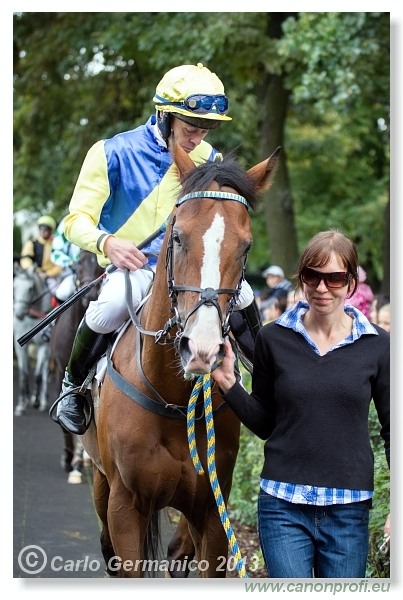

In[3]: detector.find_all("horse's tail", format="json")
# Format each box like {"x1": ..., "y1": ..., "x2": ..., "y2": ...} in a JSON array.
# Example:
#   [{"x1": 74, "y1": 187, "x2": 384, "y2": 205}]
[{"x1": 144, "y1": 510, "x2": 162, "y2": 576}]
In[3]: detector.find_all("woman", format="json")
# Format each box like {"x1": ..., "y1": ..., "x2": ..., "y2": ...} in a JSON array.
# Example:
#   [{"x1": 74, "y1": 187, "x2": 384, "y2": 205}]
[{"x1": 212, "y1": 230, "x2": 390, "y2": 578}]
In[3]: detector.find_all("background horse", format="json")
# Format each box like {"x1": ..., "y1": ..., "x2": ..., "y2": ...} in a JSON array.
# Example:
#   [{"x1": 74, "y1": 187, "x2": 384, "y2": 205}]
[
  {"x1": 13, "y1": 264, "x2": 52, "y2": 416},
  {"x1": 50, "y1": 250, "x2": 103, "y2": 483},
  {"x1": 82, "y1": 144, "x2": 280, "y2": 578}
]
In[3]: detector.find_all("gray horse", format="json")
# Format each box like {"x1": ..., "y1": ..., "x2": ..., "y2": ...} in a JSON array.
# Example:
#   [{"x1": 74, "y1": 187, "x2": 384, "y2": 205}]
[{"x1": 13, "y1": 264, "x2": 52, "y2": 416}]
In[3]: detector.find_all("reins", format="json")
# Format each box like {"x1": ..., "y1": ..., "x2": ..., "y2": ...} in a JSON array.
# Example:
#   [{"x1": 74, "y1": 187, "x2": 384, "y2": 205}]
[{"x1": 187, "y1": 374, "x2": 248, "y2": 579}]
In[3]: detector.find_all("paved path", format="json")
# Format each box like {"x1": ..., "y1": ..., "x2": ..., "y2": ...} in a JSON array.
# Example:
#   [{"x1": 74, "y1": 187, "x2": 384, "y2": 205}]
[{"x1": 13, "y1": 365, "x2": 175, "y2": 579}]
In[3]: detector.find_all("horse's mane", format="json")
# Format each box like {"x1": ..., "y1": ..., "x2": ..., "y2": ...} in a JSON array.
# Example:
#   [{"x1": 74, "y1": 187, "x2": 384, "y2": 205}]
[{"x1": 180, "y1": 155, "x2": 258, "y2": 210}]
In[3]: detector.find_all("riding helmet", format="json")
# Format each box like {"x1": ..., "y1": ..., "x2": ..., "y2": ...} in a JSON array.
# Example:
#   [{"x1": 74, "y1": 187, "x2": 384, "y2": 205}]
[
  {"x1": 153, "y1": 63, "x2": 231, "y2": 130},
  {"x1": 37, "y1": 215, "x2": 56, "y2": 231}
]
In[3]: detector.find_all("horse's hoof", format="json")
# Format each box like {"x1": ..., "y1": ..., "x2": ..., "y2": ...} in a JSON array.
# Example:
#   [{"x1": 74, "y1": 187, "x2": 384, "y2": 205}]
[
  {"x1": 68, "y1": 469, "x2": 83, "y2": 484},
  {"x1": 31, "y1": 398, "x2": 39, "y2": 409},
  {"x1": 39, "y1": 404, "x2": 48, "y2": 412},
  {"x1": 14, "y1": 406, "x2": 25, "y2": 417}
]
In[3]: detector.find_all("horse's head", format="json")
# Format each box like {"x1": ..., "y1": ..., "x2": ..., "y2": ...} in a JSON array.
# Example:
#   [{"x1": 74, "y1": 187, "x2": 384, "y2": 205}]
[
  {"x1": 166, "y1": 143, "x2": 280, "y2": 377},
  {"x1": 13, "y1": 265, "x2": 42, "y2": 319}
]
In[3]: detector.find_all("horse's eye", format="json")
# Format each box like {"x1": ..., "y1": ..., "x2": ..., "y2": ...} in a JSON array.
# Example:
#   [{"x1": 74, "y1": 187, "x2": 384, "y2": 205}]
[{"x1": 172, "y1": 231, "x2": 181, "y2": 246}]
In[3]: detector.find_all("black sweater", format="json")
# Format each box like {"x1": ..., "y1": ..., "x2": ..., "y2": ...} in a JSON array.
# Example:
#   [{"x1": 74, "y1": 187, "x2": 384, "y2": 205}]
[{"x1": 224, "y1": 323, "x2": 390, "y2": 490}]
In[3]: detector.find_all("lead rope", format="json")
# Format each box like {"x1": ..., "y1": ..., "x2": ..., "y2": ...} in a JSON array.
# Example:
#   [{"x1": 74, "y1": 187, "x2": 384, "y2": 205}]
[{"x1": 187, "y1": 374, "x2": 248, "y2": 579}]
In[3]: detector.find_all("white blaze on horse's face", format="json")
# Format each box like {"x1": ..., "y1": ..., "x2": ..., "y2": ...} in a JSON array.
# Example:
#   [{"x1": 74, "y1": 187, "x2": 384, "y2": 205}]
[
  {"x1": 201, "y1": 213, "x2": 224, "y2": 289},
  {"x1": 183, "y1": 213, "x2": 225, "y2": 374}
]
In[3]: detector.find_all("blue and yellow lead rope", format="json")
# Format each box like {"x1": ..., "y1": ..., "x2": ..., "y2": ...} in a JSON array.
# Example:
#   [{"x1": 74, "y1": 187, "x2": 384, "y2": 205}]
[{"x1": 187, "y1": 374, "x2": 248, "y2": 579}]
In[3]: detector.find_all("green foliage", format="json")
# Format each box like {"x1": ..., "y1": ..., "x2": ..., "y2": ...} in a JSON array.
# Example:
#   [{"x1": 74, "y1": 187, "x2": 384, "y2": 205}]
[
  {"x1": 14, "y1": 12, "x2": 389, "y2": 291},
  {"x1": 367, "y1": 401, "x2": 390, "y2": 577},
  {"x1": 229, "y1": 368, "x2": 261, "y2": 527},
  {"x1": 229, "y1": 426, "x2": 264, "y2": 528},
  {"x1": 13, "y1": 222, "x2": 22, "y2": 257}
]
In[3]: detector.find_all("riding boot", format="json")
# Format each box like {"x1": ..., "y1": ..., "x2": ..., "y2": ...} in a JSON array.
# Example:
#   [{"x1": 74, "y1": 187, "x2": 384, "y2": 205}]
[
  {"x1": 55, "y1": 318, "x2": 111, "y2": 435},
  {"x1": 229, "y1": 298, "x2": 262, "y2": 372}
]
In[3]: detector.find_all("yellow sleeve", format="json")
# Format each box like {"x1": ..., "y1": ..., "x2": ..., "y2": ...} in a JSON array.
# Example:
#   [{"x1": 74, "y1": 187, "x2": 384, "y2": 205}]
[
  {"x1": 41, "y1": 240, "x2": 63, "y2": 277},
  {"x1": 20, "y1": 240, "x2": 35, "y2": 269},
  {"x1": 64, "y1": 140, "x2": 110, "y2": 256}
]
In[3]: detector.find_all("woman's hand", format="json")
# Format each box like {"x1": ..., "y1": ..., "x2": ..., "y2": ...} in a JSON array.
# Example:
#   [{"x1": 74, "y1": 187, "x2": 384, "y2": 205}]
[{"x1": 211, "y1": 338, "x2": 237, "y2": 393}]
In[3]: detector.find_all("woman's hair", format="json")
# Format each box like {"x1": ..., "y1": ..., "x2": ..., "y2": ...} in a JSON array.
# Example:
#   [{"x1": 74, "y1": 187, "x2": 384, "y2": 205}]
[{"x1": 297, "y1": 230, "x2": 359, "y2": 297}]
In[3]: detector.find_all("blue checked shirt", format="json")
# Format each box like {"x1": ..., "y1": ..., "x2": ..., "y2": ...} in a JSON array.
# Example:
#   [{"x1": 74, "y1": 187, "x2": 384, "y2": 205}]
[{"x1": 260, "y1": 300, "x2": 378, "y2": 506}]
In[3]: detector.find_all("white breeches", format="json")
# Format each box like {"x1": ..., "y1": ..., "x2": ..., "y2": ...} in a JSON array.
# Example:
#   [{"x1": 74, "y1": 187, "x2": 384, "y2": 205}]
[
  {"x1": 85, "y1": 267, "x2": 254, "y2": 334},
  {"x1": 55, "y1": 273, "x2": 77, "y2": 302}
]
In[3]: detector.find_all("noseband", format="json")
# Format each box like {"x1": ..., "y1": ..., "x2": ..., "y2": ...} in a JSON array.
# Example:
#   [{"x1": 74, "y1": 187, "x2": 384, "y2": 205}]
[{"x1": 166, "y1": 190, "x2": 251, "y2": 337}]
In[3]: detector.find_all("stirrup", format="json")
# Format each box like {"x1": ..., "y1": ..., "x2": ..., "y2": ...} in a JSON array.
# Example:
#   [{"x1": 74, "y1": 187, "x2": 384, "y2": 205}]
[{"x1": 48, "y1": 384, "x2": 93, "y2": 431}]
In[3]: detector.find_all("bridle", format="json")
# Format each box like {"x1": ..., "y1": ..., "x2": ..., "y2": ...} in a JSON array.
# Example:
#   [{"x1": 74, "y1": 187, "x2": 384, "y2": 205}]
[
  {"x1": 125, "y1": 189, "x2": 251, "y2": 344},
  {"x1": 166, "y1": 191, "x2": 251, "y2": 338},
  {"x1": 119, "y1": 187, "x2": 252, "y2": 413}
]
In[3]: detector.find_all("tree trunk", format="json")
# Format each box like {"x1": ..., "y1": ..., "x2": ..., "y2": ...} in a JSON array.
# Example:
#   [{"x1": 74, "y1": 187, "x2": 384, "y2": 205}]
[
  {"x1": 256, "y1": 14, "x2": 299, "y2": 279},
  {"x1": 258, "y1": 72, "x2": 299, "y2": 279}
]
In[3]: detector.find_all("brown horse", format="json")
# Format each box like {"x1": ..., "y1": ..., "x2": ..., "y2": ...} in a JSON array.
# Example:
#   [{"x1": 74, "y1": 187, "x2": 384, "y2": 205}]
[
  {"x1": 82, "y1": 144, "x2": 280, "y2": 578},
  {"x1": 50, "y1": 250, "x2": 103, "y2": 480}
]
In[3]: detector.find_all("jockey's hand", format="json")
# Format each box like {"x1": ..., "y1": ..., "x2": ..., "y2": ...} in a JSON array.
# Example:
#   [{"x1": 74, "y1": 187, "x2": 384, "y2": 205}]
[
  {"x1": 103, "y1": 236, "x2": 148, "y2": 271},
  {"x1": 211, "y1": 338, "x2": 237, "y2": 393}
]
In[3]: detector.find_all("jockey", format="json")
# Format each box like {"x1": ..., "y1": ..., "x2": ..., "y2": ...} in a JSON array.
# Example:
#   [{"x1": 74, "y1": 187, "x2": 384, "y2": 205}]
[
  {"x1": 20, "y1": 215, "x2": 63, "y2": 295},
  {"x1": 54, "y1": 63, "x2": 262, "y2": 435},
  {"x1": 40, "y1": 216, "x2": 82, "y2": 342},
  {"x1": 51, "y1": 216, "x2": 81, "y2": 303}
]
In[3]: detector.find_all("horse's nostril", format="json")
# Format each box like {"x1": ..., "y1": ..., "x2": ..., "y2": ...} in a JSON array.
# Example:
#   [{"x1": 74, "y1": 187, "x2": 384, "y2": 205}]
[{"x1": 178, "y1": 336, "x2": 191, "y2": 364}]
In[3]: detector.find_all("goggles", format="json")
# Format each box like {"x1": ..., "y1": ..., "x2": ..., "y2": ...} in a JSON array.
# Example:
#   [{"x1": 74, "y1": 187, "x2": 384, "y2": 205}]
[
  {"x1": 159, "y1": 93, "x2": 229, "y2": 115},
  {"x1": 301, "y1": 267, "x2": 352, "y2": 289}
]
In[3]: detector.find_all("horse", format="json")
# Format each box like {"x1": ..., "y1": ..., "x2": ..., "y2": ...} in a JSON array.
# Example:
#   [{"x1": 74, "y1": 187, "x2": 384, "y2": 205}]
[
  {"x1": 81, "y1": 143, "x2": 280, "y2": 578},
  {"x1": 50, "y1": 250, "x2": 103, "y2": 482},
  {"x1": 13, "y1": 264, "x2": 52, "y2": 416}
]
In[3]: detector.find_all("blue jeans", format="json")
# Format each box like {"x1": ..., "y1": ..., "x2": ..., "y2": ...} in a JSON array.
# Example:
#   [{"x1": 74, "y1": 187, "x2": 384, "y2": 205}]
[{"x1": 258, "y1": 490, "x2": 370, "y2": 578}]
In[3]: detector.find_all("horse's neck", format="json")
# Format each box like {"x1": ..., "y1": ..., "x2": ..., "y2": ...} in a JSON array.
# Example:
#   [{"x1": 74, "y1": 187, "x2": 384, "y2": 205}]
[
  {"x1": 137, "y1": 290, "x2": 189, "y2": 392},
  {"x1": 143, "y1": 281, "x2": 173, "y2": 335},
  {"x1": 34, "y1": 276, "x2": 52, "y2": 312}
]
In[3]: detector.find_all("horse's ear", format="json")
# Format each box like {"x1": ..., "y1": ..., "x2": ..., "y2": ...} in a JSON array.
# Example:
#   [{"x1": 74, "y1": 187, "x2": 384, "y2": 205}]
[
  {"x1": 247, "y1": 146, "x2": 282, "y2": 193},
  {"x1": 171, "y1": 138, "x2": 196, "y2": 183}
]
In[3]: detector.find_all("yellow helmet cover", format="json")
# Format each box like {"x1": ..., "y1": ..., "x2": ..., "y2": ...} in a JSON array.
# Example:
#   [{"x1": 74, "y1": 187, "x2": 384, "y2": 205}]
[{"x1": 153, "y1": 63, "x2": 231, "y2": 123}]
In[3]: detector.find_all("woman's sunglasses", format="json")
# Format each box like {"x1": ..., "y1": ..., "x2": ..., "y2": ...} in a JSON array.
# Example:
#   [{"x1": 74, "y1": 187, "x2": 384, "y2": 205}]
[{"x1": 301, "y1": 267, "x2": 352, "y2": 289}]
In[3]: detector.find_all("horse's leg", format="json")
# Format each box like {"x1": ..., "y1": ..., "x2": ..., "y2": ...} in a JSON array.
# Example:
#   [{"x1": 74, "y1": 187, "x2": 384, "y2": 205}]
[
  {"x1": 106, "y1": 479, "x2": 149, "y2": 578},
  {"x1": 188, "y1": 508, "x2": 229, "y2": 578},
  {"x1": 32, "y1": 342, "x2": 49, "y2": 412},
  {"x1": 166, "y1": 513, "x2": 195, "y2": 578},
  {"x1": 67, "y1": 436, "x2": 84, "y2": 484},
  {"x1": 14, "y1": 343, "x2": 30, "y2": 416},
  {"x1": 39, "y1": 343, "x2": 50, "y2": 412},
  {"x1": 61, "y1": 430, "x2": 74, "y2": 472},
  {"x1": 30, "y1": 341, "x2": 41, "y2": 409},
  {"x1": 92, "y1": 466, "x2": 116, "y2": 577}
]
